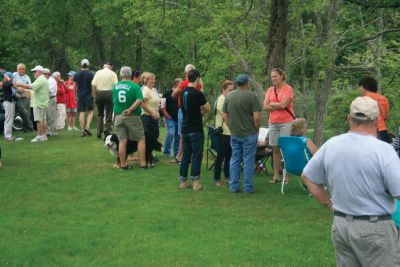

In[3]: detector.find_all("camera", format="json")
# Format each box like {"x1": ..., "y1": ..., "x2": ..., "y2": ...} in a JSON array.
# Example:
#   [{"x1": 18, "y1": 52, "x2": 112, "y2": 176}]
[{"x1": 215, "y1": 127, "x2": 223, "y2": 135}]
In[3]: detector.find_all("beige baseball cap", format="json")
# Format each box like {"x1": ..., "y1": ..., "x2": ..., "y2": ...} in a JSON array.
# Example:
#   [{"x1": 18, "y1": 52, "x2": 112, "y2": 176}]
[
  {"x1": 350, "y1": 96, "x2": 379, "y2": 121},
  {"x1": 42, "y1": 68, "x2": 51, "y2": 74}
]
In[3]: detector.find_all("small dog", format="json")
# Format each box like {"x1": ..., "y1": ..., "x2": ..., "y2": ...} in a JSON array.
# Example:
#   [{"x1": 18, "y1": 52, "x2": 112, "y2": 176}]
[{"x1": 104, "y1": 134, "x2": 138, "y2": 167}]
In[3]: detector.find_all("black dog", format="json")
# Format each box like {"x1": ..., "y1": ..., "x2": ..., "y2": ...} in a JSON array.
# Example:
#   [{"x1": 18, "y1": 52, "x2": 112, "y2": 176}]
[{"x1": 104, "y1": 134, "x2": 138, "y2": 166}]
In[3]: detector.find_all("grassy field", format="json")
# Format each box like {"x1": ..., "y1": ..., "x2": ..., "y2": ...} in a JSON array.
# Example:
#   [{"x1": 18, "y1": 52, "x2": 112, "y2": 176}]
[{"x1": 0, "y1": 128, "x2": 335, "y2": 267}]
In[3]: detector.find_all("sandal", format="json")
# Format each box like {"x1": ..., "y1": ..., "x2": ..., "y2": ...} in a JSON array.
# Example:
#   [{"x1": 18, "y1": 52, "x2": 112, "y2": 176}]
[
  {"x1": 119, "y1": 165, "x2": 133, "y2": 170},
  {"x1": 170, "y1": 158, "x2": 180, "y2": 164},
  {"x1": 269, "y1": 178, "x2": 281, "y2": 184},
  {"x1": 179, "y1": 182, "x2": 190, "y2": 190},
  {"x1": 193, "y1": 184, "x2": 205, "y2": 191}
]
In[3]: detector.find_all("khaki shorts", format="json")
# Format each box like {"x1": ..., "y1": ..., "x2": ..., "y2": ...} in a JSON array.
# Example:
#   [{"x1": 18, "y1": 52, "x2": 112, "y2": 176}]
[
  {"x1": 268, "y1": 121, "x2": 292, "y2": 146},
  {"x1": 115, "y1": 115, "x2": 145, "y2": 141},
  {"x1": 33, "y1": 107, "x2": 47, "y2": 122}
]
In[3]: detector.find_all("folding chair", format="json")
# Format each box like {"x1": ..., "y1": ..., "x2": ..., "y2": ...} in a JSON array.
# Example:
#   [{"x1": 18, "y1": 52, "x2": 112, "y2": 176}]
[
  {"x1": 255, "y1": 127, "x2": 272, "y2": 174},
  {"x1": 393, "y1": 200, "x2": 400, "y2": 227},
  {"x1": 278, "y1": 136, "x2": 311, "y2": 195},
  {"x1": 206, "y1": 125, "x2": 219, "y2": 170}
]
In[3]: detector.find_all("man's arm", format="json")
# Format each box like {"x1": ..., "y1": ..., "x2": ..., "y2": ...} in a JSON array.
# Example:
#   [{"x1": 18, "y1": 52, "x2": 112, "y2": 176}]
[
  {"x1": 201, "y1": 102, "x2": 211, "y2": 114},
  {"x1": 301, "y1": 174, "x2": 332, "y2": 211},
  {"x1": 171, "y1": 85, "x2": 182, "y2": 98},
  {"x1": 161, "y1": 107, "x2": 171, "y2": 119},
  {"x1": 122, "y1": 99, "x2": 143, "y2": 115},
  {"x1": 253, "y1": 111, "x2": 260, "y2": 132}
]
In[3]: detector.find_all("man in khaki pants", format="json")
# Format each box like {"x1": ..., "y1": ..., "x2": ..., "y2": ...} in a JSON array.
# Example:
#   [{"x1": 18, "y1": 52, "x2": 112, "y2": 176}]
[
  {"x1": 92, "y1": 63, "x2": 118, "y2": 139},
  {"x1": 302, "y1": 96, "x2": 400, "y2": 267}
]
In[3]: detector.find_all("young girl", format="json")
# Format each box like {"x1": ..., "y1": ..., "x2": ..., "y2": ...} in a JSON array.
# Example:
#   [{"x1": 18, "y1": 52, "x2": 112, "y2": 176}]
[{"x1": 64, "y1": 71, "x2": 78, "y2": 131}]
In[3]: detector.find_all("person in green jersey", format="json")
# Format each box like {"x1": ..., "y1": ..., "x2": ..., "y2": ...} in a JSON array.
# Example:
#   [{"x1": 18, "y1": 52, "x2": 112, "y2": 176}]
[{"x1": 112, "y1": 66, "x2": 145, "y2": 170}]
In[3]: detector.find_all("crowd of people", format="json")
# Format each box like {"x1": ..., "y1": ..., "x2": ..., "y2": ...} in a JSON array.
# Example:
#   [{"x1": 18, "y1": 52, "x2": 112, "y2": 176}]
[{"x1": 1, "y1": 59, "x2": 400, "y2": 265}]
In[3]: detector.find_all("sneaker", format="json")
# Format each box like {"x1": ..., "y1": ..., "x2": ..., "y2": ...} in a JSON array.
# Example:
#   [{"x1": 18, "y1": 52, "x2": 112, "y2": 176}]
[
  {"x1": 31, "y1": 136, "x2": 42, "y2": 142},
  {"x1": 84, "y1": 128, "x2": 92, "y2": 136},
  {"x1": 15, "y1": 137, "x2": 24, "y2": 142},
  {"x1": 68, "y1": 127, "x2": 73, "y2": 131},
  {"x1": 80, "y1": 131, "x2": 87, "y2": 137},
  {"x1": 40, "y1": 135, "x2": 48, "y2": 141},
  {"x1": 5, "y1": 137, "x2": 15, "y2": 142},
  {"x1": 47, "y1": 131, "x2": 57, "y2": 137},
  {"x1": 73, "y1": 127, "x2": 79, "y2": 131}
]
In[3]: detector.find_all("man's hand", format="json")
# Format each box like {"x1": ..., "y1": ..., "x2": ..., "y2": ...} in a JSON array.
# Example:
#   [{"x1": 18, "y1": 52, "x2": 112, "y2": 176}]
[{"x1": 122, "y1": 108, "x2": 131, "y2": 116}]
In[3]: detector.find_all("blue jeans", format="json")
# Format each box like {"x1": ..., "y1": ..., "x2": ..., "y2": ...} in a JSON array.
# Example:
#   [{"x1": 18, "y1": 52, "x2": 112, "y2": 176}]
[
  {"x1": 229, "y1": 134, "x2": 258, "y2": 193},
  {"x1": 163, "y1": 118, "x2": 179, "y2": 157},
  {"x1": 178, "y1": 108, "x2": 183, "y2": 136},
  {"x1": 179, "y1": 132, "x2": 204, "y2": 181}
]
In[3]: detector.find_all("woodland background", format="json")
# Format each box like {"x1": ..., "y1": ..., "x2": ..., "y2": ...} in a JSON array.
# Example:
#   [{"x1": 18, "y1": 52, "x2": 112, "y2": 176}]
[{"x1": 1, "y1": 0, "x2": 399, "y2": 145}]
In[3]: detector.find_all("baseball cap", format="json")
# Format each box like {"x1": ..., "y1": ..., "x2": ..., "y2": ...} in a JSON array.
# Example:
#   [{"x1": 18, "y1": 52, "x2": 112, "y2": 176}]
[
  {"x1": 31, "y1": 65, "x2": 44, "y2": 72},
  {"x1": 350, "y1": 96, "x2": 379, "y2": 121},
  {"x1": 67, "y1": 71, "x2": 75, "y2": 76},
  {"x1": 42, "y1": 68, "x2": 51, "y2": 74},
  {"x1": 235, "y1": 74, "x2": 250, "y2": 84},
  {"x1": 4, "y1": 72, "x2": 14, "y2": 79},
  {"x1": 81, "y1": 59, "x2": 90, "y2": 66}
]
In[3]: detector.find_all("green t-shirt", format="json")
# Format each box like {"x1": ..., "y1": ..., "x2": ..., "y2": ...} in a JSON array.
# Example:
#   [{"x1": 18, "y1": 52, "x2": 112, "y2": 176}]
[
  {"x1": 31, "y1": 75, "x2": 50, "y2": 108},
  {"x1": 222, "y1": 88, "x2": 261, "y2": 137},
  {"x1": 112, "y1": 80, "x2": 143, "y2": 115}
]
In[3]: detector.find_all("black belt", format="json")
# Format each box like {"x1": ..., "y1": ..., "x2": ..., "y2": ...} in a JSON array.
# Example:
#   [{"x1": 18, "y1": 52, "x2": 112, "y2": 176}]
[{"x1": 334, "y1": 211, "x2": 392, "y2": 221}]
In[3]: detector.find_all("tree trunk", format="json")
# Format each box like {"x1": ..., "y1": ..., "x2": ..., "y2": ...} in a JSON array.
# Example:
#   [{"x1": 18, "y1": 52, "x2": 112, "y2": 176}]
[
  {"x1": 313, "y1": 0, "x2": 338, "y2": 146},
  {"x1": 135, "y1": 21, "x2": 143, "y2": 71},
  {"x1": 265, "y1": 0, "x2": 289, "y2": 78}
]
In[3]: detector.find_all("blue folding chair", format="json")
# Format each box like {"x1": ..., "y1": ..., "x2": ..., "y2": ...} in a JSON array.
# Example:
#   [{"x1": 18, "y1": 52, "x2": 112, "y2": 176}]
[
  {"x1": 278, "y1": 136, "x2": 311, "y2": 195},
  {"x1": 393, "y1": 200, "x2": 400, "y2": 227}
]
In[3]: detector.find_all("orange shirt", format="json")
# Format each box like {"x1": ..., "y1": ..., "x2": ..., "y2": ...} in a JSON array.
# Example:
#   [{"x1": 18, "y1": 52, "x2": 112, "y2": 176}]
[
  {"x1": 366, "y1": 92, "x2": 390, "y2": 131},
  {"x1": 265, "y1": 84, "x2": 294, "y2": 123}
]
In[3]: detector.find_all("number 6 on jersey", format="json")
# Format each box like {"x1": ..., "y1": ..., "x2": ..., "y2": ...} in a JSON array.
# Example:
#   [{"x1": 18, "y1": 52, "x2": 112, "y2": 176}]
[{"x1": 118, "y1": 90, "x2": 126, "y2": 103}]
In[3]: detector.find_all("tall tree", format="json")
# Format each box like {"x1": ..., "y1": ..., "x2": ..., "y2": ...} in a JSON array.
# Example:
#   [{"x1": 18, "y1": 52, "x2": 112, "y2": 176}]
[{"x1": 265, "y1": 0, "x2": 290, "y2": 79}]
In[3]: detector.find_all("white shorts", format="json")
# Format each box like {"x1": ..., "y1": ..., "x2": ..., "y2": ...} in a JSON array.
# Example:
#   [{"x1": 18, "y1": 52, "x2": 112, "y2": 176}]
[
  {"x1": 268, "y1": 122, "x2": 293, "y2": 146},
  {"x1": 33, "y1": 107, "x2": 47, "y2": 122}
]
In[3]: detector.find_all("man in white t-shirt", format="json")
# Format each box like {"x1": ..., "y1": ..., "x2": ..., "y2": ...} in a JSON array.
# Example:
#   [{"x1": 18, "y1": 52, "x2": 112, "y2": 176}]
[
  {"x1": 43, "y1": 68, "x2": 58, "y2": 136},
  {"x1": 13, "y1": 63, "x2": 34, "y2": 132},
  {"x1": 302, "y1": 96, "x2": 400, "y2": 266}
]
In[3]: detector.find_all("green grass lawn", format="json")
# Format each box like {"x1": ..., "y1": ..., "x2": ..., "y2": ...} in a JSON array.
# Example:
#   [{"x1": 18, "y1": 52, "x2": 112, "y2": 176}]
[{"x1": 0, "y1": 128, "x2": 335, "y2": 267}]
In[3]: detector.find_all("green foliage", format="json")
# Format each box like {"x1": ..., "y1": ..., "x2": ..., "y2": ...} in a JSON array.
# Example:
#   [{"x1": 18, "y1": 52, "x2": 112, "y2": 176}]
[{"x1": 326, "y1": 88, "x2": 360, "y2": 135}]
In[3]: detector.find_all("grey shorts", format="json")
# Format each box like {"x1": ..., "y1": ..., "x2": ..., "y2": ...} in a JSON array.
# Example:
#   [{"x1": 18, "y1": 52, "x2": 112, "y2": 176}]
[
  {"x1": 33, "y1": 107, "x2": 47, "y2": 122},
  {"x1": 268, "y1": 122, "x2": 292, "y2": 146},
  {"x1": 115, "y1": 115, "x2": 145, "y2": 141}
]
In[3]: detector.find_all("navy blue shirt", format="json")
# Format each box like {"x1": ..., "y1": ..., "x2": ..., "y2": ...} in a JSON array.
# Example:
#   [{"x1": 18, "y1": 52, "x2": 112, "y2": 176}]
[{"x1": 74, "y1": 69, "x2": 94, "y2": 97}]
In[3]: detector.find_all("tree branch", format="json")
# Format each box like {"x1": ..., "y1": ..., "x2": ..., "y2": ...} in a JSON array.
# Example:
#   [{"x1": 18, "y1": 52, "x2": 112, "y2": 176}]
[
  {"x1": 343, "y1": 0, "x2": 400, "y2": 8},
  {"x1": 339, "y1": 28, "x2": 400, "y2": 51},
  {"x1": 222, "y1": 32, "x2": 264, "y2": 92}
]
